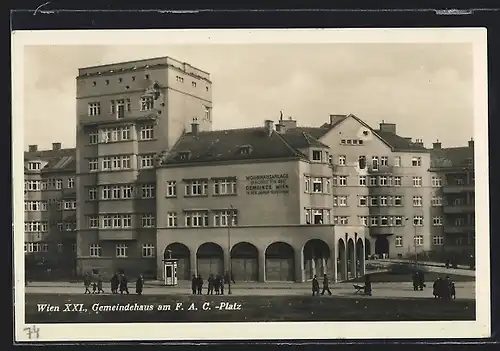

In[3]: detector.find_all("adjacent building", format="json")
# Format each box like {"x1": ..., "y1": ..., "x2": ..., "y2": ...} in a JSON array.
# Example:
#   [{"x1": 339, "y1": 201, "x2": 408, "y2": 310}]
[
  {"x1": 75, "y1": 57, "x2": 213, "y2": 278},
  {"x1": 24, "y1": 143, "x2": 77, "y2": 279},
  {"x1": 429, "y1": 139, "x2": 475, "y2": 262}
]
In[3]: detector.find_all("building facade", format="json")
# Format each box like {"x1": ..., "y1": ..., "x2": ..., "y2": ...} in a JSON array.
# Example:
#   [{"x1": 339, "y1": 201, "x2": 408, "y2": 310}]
[
  {"x1": 24, "y1": 143, "x2": 77, "y2": 279},
  {"x1": 75, "y1": 57, "x2": 213, "y2": 277},
  {"x1": 155, "y1": 120, "x2": 367, "y2": 283},
  {"x1": 429, "y1": 139, "x2": 475, "y2": 262}
]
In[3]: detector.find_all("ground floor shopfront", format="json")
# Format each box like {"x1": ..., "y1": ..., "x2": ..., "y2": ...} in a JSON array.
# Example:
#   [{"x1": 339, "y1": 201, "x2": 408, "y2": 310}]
[{"x1": 157, "y1": 225, "x2": 368, "y2": 283}]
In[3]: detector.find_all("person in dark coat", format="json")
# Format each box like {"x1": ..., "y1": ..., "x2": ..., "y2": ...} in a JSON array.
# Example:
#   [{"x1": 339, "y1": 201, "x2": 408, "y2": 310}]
[
  {"x1": 97, "y1": 275, "x2": 105, "y2": 294},
  {"x1": 207, "y1": 274, "x2": 214, "y2": 295},
  {"x1": 433, "y1": 278, "x2": 441, "y2": 299},
  {"x1": 191, "y1": 275, "x2": 197, "y2": 294},
  {"x1": 136, "y1": 274, "x2": 144, "y2": 295},
  {"x1": 321, "y1": 273, "x2": 332, "y2": 296},
  {"x1": 443, "y1": 276, "x2": 452, "y2": 300},
  {"x1": 110, "y1": 273, "x2": 119, "y2": 294},
  {"x1": 450, "y1": 282, "x2": 456, "y2": 299},
  {"x1": 196, "y1": 275, "x2": 203, "y2": 295},
  {"x1": 312, "y1": 275, "x2": 320, "y2": 296},
  {"x1": 364, "y1": 273, "x2": 372, "y2": 296},
  {"x1": 84, "y1": 273, "x2": 91, "y2": 294},
  {"x1": 219, "y1": 274, "x2": 225, "y2": 295},
  {"x1": 120, "y1": 274, "x2": 129, "y2": 294},
  {"x1": 214, "y1": 275, "x2": 221, "y2": 295},
  {"x1": 412, "y1": 272, "x2": 419, "y2": 291},
  {"x1": 418, "y1": 271, "x2": 425, "y2": 291}
]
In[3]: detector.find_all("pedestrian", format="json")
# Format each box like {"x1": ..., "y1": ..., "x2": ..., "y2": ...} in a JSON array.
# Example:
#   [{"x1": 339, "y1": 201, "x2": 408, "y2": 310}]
[
  {"x1": 97, "y1": 275, "x2": 105, "y2": 294},
  {"x1": 444, "y1": 276, "x2": 452, "y2": 300},
  {"x1": 219, "y1": 274, "x2": 225, "y2": 295},
  {"x1": 207, "y1": 274, "x2": 214, "y2": 295},
  {"x1": 311, "y1": 274, "x2": 320, "y2": 296},
  {"x1": 191, "y1": 275, "x2": 197, "y2": 294},
  {"x1": 110, "y1": 273, "x2": 119, "y2": 294},
  {"x1": 432, "y1": 278, "x2": 441, "y2": 299},
  {"x1": 92, "y1": 280, "x2": 97, "y2": 294},
  {"x1": 412, "y1": 272, "x2": 419, "y2": 291},
  {"x1": 214, "y1": 275, "x2": 221, "y2": 295},
  {"x1": 136, "y1": 274, "x2": 144, "y2": 295},
  {"x1": 364, "y1": 274, "x2": 372, "y2": 296},
  {"x1": 450, "y1": 282, "x2": 456, "y2": 299},
  {"x1": 321, "y1": 273, "x2": 332, "y2": 296},
  {"x1": 84, "y1": 272, "x2": 91, "y2": 294},
  {"x1": 418, "y1": 271, "x2": 425, "y2": 291},
  {"x1": 120, "y1": 274, "x2": 129, "y2": 295},
  {"x1": 197, "y1": 275, "x2": 203, "y2": 295}
]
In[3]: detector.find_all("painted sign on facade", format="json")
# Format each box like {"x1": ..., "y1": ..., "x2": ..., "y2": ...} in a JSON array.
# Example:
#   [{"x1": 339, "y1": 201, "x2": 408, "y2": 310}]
[{"x1": 245, "y1": 174, "x2": 289, "y2": 195}]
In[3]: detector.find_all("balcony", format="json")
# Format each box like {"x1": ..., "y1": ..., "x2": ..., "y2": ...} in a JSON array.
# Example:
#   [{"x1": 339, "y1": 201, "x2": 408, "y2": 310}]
[
  {"x1": 443, "y1": 205, "x2": 475, "y2": 214},
  {"x1": 98, "y1": 230, "x2": 137, "y2": 241},
  {"x1": 442, "y1": 184, "x2": 475, "y2": 194},
  {"x1": 443, "y1": 225, "x2": 475, "y2": 234},
  {"x1": 367, "y1": 165, "x2": 393, "y2": 174},
  {"x1": 369, "y1": 226, "x2": 397, "y2": 236}
]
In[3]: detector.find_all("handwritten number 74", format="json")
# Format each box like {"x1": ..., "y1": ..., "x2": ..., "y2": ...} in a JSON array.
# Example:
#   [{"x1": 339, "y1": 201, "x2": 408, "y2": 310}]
[{"x1": 24, "y1": 325, "x2": 40, "y2": 339}]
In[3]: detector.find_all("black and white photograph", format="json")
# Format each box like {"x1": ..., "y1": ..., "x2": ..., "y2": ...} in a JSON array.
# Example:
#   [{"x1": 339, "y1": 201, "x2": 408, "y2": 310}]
[{"x1": 12, "y1": 28, "x2": 490, "y2": 341}]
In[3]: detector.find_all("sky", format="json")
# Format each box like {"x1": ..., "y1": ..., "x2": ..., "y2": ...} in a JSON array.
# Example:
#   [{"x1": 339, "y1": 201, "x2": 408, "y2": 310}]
[{"x1": 23, "y1": 43, "x2": 474, "y2": 150}]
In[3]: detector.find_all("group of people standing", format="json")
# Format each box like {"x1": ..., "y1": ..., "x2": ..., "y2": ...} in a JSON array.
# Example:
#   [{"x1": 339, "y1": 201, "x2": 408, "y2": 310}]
[
  {"x1": 311, "y1": 273, "x2": 333, "y2": 296},
  {"x1": 432, "y1": 276, "x2": 456, "y2": 300},
  {"x1": 191, "y1": 271, "x2": 235, "y2": 295},
  {"x1": 83, "y1": 272, "x2": 144, "y2": 295}
]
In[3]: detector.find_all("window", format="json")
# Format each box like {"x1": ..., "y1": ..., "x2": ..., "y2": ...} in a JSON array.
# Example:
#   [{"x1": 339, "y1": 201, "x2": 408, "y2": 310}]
[
  {"x1": 204, "y1": 106, "x2": 211, "y2": 121},
  {"x1": 412, "y1": 177, "x2": 422, "y2": 187},
  {"x1": 369, "y1": 176, "x2": 377, "y2": 186},
  {"x1": 57, "y1": 243, "x2": 64, "y2": 253},
  {"x1": 394, "y1": 156, "x2": 401, "y2": 167},
  {"x1": 358, "y1": 156, "x2": 366, "y2": 169},
  {"x1": 372, "y1": 156, "x2": 379, "y2": 170},
  {"x1": 88, "y1": 158, "x2": 98, "y2": 172},
  {"x1": 358, "y1": 196, "x2": 368, "y2": 206},
  {"x1": 116, "y1": 99, "x2": 126, "y2": 118},
  {"x1": 167, "y1": 212, "x2": 178, "y2": 227},
  {"x1": 370, "y1": 216, "x2": 378, "y2": 226},
  {"x1": 412, "y1": 157, "x2": 422, "y2": 167},
  {"x1": 370, "y1": 196, "x2": 378, "y2": 206},
  {"x1": 116, "y1": 244, "x2": 128, "y2": 258},
  {"x1": 431, "y1": 196, "x2": 442, "y2": 206},
  {"x1": 431, "y1": 176, "x2": 442, "y2": 187},
  {"x1": 412, "y1": 196, "x2": 423, "y2": 207},
  {"x1": 27, "y1": 162, "x2": 42, "y2": 171},
  {"x1": 166, "y1": 181, "x2": 177, "y2": 197},
  {"x1": 312, "y1": 150, "x2": 322, "y2": 161},
  {"x1": 413, "y1": 216, "x2": 423, "y2": 226},
  {"x1": 142, "y1": 244, "x2": 155, "y2": 258},
  {"x1": 24, "y1": 201, "x2": 48, "y2": 211},
  {"x1": 184, "y1": 211, "x2": 209, "y2": 227},
  {"x1": 433, "y1": 236, "x2": 444, "y2": 245},
  {"x1": 25, "y1": 180, "x2": 41, "y2": 191},
  {"x1": 140, "y1": 96, "x2": 155, "y2": 111},
  {"x1": 379, "y1": 176, "x2": 387, "y2": 186},
  {"x1": 89, "y1": 244, "x2": 101, "y2": 257},
  {"x1": 433, "y1": 216, "x2": 443, "y2": 226},
  {"x1": 141, "y1": 214, "x2": 156, "y2": 228},
  {"x1": 101, "y1": 186, "x2": 111, "y2": 200},
  {"x1": 213, "y1": 210, "x2": 238, "y2": 226},
  {"x1": 176, "y1": 76, "x2": 184, "y2": 82},
  {"x1": 88, "y1": 216, "x2": 99, "y2": 229},
  {"x1": 338, "y1": 155, "x2": 346, "y2": 165},
  {"x1": 414, "y1": 235, "x2": 424, "y2": 246},
  {"x1": 88, "y1": 102, "x2": 101, "y2": 116},
  {"x1": 140, "y1": 154, "x2": 155, "y2": 169},
  {"x1": 379, "y1": 196, "x2": 388, "y2": 206},
  {"x1": 338, "y1": 196, "x2": 348, "y2": 207},
  {"x1": 338, "y1": 176, "x2": 347, "y2": 186},
  {"x1": 359, "y1": 216, "x2": 368, "y2": 226},
  {"x1": 358, "y1": 176, "x2": 366, "y2": 186},
  {"x1": 122, "y1": 185, "x2": 133, "y2": 199},
  {"x1": 56, "y1": 179, "x2": 63, "y2": 189},
  {"x1": 380, "y1": 216, "x2": 389, "y2": 226},
  {"x1": 185, "y1": 180, "x2": 208, "y2": 196},
  {"x1": 393, "y1": 176, "x2": 402, "y2": 186},
  {"x1": 121, "y1": 126, "x2": 130, "y2": 140},
  {"x1": 394, "y1": 216, "x2": 403, "y2": 226},
  {"x1": 304, "y1": 177, "x2": 311, "y2": 193},
  {"x1": 140, "y1": 125, "x2": 154, "y2": 140},
  {"x1": 102, "y1": 157, "x2": 111, "y2": 170},
  {"x1": 63, "y1": 200, "x2": 77, "y2": 210},
  {"x1": 395, "y1": 236, "x2": 403, "y2": 247},
  {"x1": 214, "y1": 178, "x2": 237, "y2": 195},
  {"x1": 311, "y1": 209, "x2": 324, "y2": 224},
  {"x1": 380, "y1": 156, "x2": 388, "y2": 166},
  {"x1": 312, "y1": 178, "x2": 323, "y2": 193},
  {"x1": 454, "y1": 217, "x2": 465, "y2": 226},
  {"x1": 141, "y1": 184, "x2": 155, "y2": 199},
  {"x1": 67, "y1": 178, "x2": 75, "y2": 188}
]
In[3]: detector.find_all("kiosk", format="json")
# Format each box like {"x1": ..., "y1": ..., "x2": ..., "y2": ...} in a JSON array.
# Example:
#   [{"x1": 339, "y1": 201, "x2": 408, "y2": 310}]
[{"x1": 163, "y1": 258, "x2": 178, "y2": 286}]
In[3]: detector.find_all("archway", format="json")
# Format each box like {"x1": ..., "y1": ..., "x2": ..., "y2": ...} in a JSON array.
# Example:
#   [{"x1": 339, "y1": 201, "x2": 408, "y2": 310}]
[
  {"x1": 356, "y1": 238, "x2": 365, "y2": 278},
  {"x1": 365, "y1": 239, "x2": 372, "y2": 259},
  {"x1": 196, "y1": 242, "x2": 224, "y2": 278},
  {"x1": 375, "y1": 236, "x2": 390, "y2": 258},
  {"x1": 265, "y1": 242, "x2": 295, "y2": 281},
  {"x1": 337, "y1": 239, "x2": 346, "y2": 281},
  {"x1": 231, "y1": 242, "x2": 258, "y2": 282},
  {"x1": 347, "y1": 239, "x2": 355, "y2": 279},
  {"x1": 164, "y1": 243, "x2": 190, "y2": 280},
  {"x1": 303, "y1": 239, "x2": 331, "y2": 280}
]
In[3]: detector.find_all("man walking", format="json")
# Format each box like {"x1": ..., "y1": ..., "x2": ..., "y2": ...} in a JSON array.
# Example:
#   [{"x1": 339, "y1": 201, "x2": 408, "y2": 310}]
[
  {"x1": 321, "y1": 273, "x2": 332, "y2": 296},
  {"x1": 84, "y1": 273, "x2": 91, "y2": 294},
  {"x1": 312, "y1": 275, "x2": 320, "y2": 296}
]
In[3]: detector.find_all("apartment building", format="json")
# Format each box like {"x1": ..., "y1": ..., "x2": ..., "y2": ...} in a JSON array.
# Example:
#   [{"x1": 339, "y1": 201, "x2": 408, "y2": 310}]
[
  {"x1": 155, "y1": 119, "x2": 368, "y2": 283},
  {"x1": 24, "y1": 143, "x2": 77, "y2": 278},
  {"x1": 75, "y1": 57, "x2": 213, "y2": 278},
  {"x1": 429, "y1": 139, "x2": 475, "y2": 261}
]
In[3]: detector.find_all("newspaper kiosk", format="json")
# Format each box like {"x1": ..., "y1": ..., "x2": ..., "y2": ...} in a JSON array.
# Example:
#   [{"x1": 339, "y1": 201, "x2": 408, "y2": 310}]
[{"x1": 163, "y1": 258, "x2": 178, "y2": 286}]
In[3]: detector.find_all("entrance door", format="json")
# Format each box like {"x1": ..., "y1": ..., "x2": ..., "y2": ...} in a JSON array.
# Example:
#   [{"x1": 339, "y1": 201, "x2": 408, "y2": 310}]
[
  {"x1": 231, "y1": 258, "x2": 258, "y2": 281},
  {"x1": 265, "y1": 258, "x2": 294, "y2": 281},
  {"x1": 197, "y1": 258, "x2": 223, "y2": 279}
]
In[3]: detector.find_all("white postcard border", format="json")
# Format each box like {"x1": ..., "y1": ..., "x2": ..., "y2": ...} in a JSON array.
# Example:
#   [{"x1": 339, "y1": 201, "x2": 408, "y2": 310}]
[{"x1": 12, "y1": 28, "x2": 490, "y2": 342}]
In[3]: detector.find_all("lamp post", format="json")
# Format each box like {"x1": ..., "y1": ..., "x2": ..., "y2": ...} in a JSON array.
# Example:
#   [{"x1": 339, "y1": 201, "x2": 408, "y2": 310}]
[{"x1": 227, "y1": 204, "x2": 234, "y2": 295}]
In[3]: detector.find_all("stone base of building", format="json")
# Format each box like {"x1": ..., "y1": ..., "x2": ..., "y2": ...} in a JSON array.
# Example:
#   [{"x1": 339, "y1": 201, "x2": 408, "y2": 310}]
[{"x1": 77, "y1": 257, "x2": 156, "y2": 280}]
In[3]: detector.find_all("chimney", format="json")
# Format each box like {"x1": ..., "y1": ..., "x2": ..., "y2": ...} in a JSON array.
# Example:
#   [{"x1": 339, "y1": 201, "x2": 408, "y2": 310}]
[
  {"x1": 264, "y1": 120, "x2": 274, "y2": 136},
  {"x1": 468, "y1": 138, "x2": 474, "y2": 148},
  {"x1": 403, "y1": 137, "x2": 412, "y2": 142},
  {"x1": 281, "y1": 116, "x2": 297, "y2": 129},
  {"x1": 275, "y1": 123, "x2": 286, "y2": 134},
  {"x1": 414, "y1": 138, "x2": 424, "y2": 147},
  {"x1": 432, "y1": 139, "x2": 441, "y2": 150},
  {"x1": 52, "y1": 142, "x2": 61, "y2": 151},
  {"x1": 28, "y1": 144, "x2": 38, "y2": 152},
  {"x1": 379, "y1": 121, "x2": 396, "y2": 134},
  {"x1": 191, "y1": 118, "x2": 199, "y2": 136}
]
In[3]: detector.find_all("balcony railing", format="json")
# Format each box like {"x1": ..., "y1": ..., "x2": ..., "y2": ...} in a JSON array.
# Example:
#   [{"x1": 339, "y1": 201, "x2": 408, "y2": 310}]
[
  {"x1": 98, "y1": 230, "x2": 137, "y2": 241},
  {"x1": 367, "y1": 165, "x2": 393, "y2": 174},
  {"x1": 368, "y1": 226, "x2": 397, "y2": 236},
  {"x1": 443, "y1": 204, "x2": 475, "y2": 214},
  {"x1": 442, "y1": 184, "x2": 475, "y2": 194}
]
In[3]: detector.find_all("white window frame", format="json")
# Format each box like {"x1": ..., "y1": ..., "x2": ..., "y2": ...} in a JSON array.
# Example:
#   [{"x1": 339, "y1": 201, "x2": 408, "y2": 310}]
[
  {"x1": 412, "y1": 157, "x2": 422, "y2": 167},
  {"x1": 88, "y1": 216, "x2": 99, "y2": 229},
  {"x1": 393, "y1": 176, "x2": 402, "y2": 186},
  {"x1": 140, "y1": 96, "x2": 155, "y2": 111},
  {"x1": 433, "y1": 236, "x2": 444, "y2": 245},
  {"x1": 338, "y1": 155, "x2": 346, "y2": 165},
  {"x1": 412, "y1": 176, "x2": 422, "y2": 187},
  {"x1": 142, "y1": 244, "x2": 155, "y2": 257},
  {"x1": 88, "y1": 158, "x2": 98, "y2": 172},
  {"x1": 141, "y1": 214, "x2": 156, "y2": 228},
  {"x1": 141, "y1": 184, "x2": 155, "y2": 199},
  {"x1": 116, "y1": 244, "x2": 128, "y2": 258},
  {"x1": 167, "y1": 212, "x2": 178, "y2": 227},
  {"x1": 89, "y1": 244, "x2": 101, "y2": 257},
  {"x1": 213, "y1": 178, "x2": 237, "y2": 195},
  {"x1": 433, "y1": 216, "x2": 443, "y2": 226},
  {"x1": 312, "y1": 178, "x2": 323, "y2": 193},
  {"x1": 414, "y1": 235, "x2": 424, "y2": 246},
  {"x1": 359, "y1": 196, "x2": 368, "y2": 206},
  {"x1": 140, "y1": 125, "x2": 155, "y2": 140},
  {"x1": 413, "y1": 216, "x2": 424, "y2": 226},
  {"x1": 358, "y1": 176, "x2": 366, "y2": 186},
  {"x1": 338, "y1": 176, "x2": 347, "y2": 186},
  {"x1": 88, "y1": 102, "x2": 101, "y2": 116},
  {"x1": 379, "y1": 196, "x2": 388, "y2": 206},
  {"x1": 140, "y1": 154, "x2": 155, "y2": 169},
  {"x1": 166, "y1": 181, "x2": 177, "y2": 197},
  {"x1": 395, "y1": 236, "x2": 403, "y2": 247},
  {"x1": 412, "y1": 196, "x2": 423, "y2": 207},
  {"x1": 432, "y1": 176, "x2": 443, "y2": 187}
]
